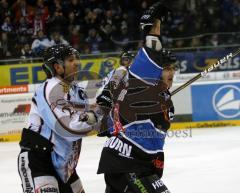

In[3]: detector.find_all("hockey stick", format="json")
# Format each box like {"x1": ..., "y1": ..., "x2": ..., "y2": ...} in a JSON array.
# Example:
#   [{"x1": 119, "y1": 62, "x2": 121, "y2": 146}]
[{"x1": 171, "y1": 48, "x2": 240, "y2": 96}]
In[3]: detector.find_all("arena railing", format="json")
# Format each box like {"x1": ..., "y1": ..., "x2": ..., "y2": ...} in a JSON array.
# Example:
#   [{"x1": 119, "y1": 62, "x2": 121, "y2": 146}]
[{"x1": 0, "y1": 44, "x2": 239, "y2": 65}]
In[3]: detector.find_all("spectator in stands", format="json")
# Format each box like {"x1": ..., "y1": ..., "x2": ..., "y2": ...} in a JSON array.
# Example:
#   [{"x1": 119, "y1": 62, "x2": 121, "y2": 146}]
[
  {"x1": 0, "y1": 0, "x2": 11, "y2": 24},
  {"x1": 207, "y1": 34, "x2": 220, "y2": 47},
  {"x1": 20, "y1": 43, "x2": 33, "y2": 59},
  {"x1": 30, "y1": 2, "x2": 48, "y2": 38},
  {"x1": 222, "y1": 0, "x2": 240, "y2": 32},
  {"x1": 67, "y1": 11, "x2": 79, "y2": 29},
  {"x1": 35, "y1": 0, "x2": 49, "y2": 20},
  {"x1": 82, "y1": 43, "x2": 91, "y2": 54},
  {"x1": 1, "y1": 16, "x2": 13, "y2": 33},
  {"x1": 68, "y1": 26, "x2": 83, "y2": 50},
  {"x1": 173, "y1": 22, "x2": 187, "y2": 38},
  {"x1": 100, "y1": 23, "x2": 116, "y2": 51},
  {"x1": 0, "y1": 0, "x2": 238, "y2": 59},
  {"x1": 47, "y1": 9, "x2": 67, "y2": 34},
  {"x1": 31, "y1": 30, "x2": 51, "y2": 55},
  {"x1": 0, "y1": 32, "x2": 12, "y2": 58},
  {"x1": 11, "y1": 0, "x2": 35, "y2": 24},
  {"x1": 85, "y1": 28, "x2": 102, "y2": 54},
  {"x1": 45, "y1": 0, "x2": 61, "y2": 14},
  {"x1": 113, "y1": 23, "x2": 132, "y2": 51},
  {"x1": 63, "y1": 0, "x2": 85, "y2": 22},
  {"x1": 33, "y1": 11, "x2": 44, "y2": 36},
  {"x1": 16, "y1": 16, "x2": 32, "y2": 36},
  {"x1": 84, "y1": 9, "x2": 100, "y2": 30},
  {"x1": 104, "y1": 9, "x2": 114, "y2": 26},
  {"x1": 174, "y1": 39, "x2": 185, "y2": 48},
  {"x1": 50, "y1": 31, "x2": 69, "y2": 46},
  {"x1": 190, "y1": 37, "x2": 202, "y2": 47}
]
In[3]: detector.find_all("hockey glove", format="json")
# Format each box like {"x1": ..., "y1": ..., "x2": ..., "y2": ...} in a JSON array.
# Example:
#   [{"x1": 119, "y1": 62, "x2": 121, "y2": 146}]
[
  {"x1": 79, "y1": 110, "x2": 98, "y2": 125},
  {"x1": 96, "y1": 89, "x2": 113, "y2": 109},
  {"x1": 140, "y1": 1, "x2": 171, "y2": 31}
]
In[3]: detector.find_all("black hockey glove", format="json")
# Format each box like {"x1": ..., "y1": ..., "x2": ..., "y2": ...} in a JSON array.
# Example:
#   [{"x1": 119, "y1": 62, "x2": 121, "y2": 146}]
[
  {"x1": 140, "y1": 1, "x2": 171, "y2": 30},
  {"x1": 159, "y1": 90, "x2": 171, "y2": 101},
  {"x1": 96, "y1": 89, "x2": 113, "y2": 109}
]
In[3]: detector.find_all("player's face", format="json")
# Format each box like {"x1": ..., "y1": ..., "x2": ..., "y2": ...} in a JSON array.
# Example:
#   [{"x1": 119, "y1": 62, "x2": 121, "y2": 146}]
[
  {"x1": 121, "y1": 57, "x2": 132, "y2": 67},
  {"x1": 162, "y1": 65, "x2": 176, "y2": 88},
  {"x1": 63, "y1": 55, "x2": 79, "y2": 82}
]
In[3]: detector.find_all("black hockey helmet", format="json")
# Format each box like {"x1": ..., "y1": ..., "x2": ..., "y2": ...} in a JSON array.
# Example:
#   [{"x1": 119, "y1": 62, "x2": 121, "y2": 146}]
[
  {"x1": 160, "y1": 49, "x2": 179, "y2": 70},
  {"x1": 120, "y1": 50, "x2": 135, "y2": 66},
  {"x1": 42, "y1": 44, "x2": 80, "y2": 78}
]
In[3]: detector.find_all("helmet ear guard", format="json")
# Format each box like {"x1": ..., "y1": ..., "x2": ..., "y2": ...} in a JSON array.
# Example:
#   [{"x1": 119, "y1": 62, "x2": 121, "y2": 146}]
[
  {"x1": 160, "y1": 49, "x2": 179, "y2": 70},
  {"x1": 42, "y1": 63, "x2": 55, "y2": 78}
]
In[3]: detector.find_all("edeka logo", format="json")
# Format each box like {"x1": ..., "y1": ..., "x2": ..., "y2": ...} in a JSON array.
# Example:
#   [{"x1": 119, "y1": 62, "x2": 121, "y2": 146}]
[{"x1": 212, "y1": 85, "x2": 240, "y2": 118}]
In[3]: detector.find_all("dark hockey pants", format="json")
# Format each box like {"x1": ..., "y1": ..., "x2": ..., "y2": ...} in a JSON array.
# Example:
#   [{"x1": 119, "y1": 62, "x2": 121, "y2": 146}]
[{"x1": 105, "y1": 172, "x2": 170, "y2": 193}]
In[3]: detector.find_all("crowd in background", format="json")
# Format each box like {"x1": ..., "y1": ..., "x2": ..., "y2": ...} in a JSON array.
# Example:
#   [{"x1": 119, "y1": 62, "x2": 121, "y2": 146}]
[{"x1": 0, "y1": 0, "x2": 239, "y2": 59}]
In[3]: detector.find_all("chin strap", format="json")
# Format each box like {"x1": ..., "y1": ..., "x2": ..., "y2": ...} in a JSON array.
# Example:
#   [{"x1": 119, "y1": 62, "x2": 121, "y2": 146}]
[
  {"x1": 60, "y1": 72, "x2": 65, "y2": 79},
  {"x1": 59, "y1": 65, "x2": 66, "y2": 79}
]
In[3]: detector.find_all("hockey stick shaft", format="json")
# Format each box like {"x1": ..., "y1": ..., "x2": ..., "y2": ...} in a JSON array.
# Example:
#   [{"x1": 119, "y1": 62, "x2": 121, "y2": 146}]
[{"x1": 171, "y1": 48, "x2": 240, "y2": 96}]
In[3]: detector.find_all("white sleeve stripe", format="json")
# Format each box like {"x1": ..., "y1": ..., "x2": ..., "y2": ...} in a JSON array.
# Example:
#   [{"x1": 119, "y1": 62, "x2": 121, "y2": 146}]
[{"x1": 142, "y1": 47, "x2": 163, "y2": 70}]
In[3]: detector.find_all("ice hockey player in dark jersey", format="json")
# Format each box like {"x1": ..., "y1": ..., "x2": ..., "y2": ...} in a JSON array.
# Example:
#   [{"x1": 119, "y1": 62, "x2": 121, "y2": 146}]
[{"x1": 96, "y1": 2, "x2": 178, "y2": 193}]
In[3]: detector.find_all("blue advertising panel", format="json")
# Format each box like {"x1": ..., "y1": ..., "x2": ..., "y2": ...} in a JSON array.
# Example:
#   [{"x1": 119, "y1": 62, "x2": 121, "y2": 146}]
[
  {"x1": 191, "y1": 82, "x2": 240, "y2": 121},
  {"x1": 177, "y1": 49, "x2": 240, "y2": 73}
]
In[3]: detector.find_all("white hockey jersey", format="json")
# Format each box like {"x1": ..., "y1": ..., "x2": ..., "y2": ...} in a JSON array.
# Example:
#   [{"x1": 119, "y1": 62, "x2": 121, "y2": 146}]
[{"x1": 28, "y1": 77, "x2": 97, "y2": 182}]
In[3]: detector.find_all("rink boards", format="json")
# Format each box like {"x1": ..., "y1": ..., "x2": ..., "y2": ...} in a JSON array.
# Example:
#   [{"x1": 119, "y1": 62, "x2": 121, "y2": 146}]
[{"x1": 0, "y1": 79, "x2": 240, "y2": 142}]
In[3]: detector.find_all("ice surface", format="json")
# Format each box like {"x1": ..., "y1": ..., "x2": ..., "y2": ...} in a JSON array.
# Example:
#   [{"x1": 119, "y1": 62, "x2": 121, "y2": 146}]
[{"x1": 1, "y1": 127, "x2": 240, "y2": 193}]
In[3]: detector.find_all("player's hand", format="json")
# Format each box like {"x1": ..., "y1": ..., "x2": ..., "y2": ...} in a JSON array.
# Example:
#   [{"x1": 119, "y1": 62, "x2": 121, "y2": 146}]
[
  {"x1": 140, "y1": 1, "x2": 171, "y2": 30},
  {"x1": 96, "y1": 89, "x2": 113, "y2": 109},
  {"x1": 79, "y1": 111, "x2": 98, "y2": 125},
  {"x1": 159, "y1": 90, "x2": 171, "y2": 101}
]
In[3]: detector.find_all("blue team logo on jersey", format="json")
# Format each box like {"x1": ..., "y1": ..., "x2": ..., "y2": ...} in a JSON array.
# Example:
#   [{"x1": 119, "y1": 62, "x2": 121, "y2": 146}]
[{"x1": 212, "y1": 85, "x2": 240, "y2": 118}]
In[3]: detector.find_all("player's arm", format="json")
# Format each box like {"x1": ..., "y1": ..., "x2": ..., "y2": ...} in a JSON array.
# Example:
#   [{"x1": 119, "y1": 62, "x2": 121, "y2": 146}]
[
  {"x1": 145, "y1": 19, "x2": 162, "y2": 52},
  {"x1": 43, "y1": 83, "x2": 99, "y2": 139},
  {"x1": 96, "y1": 65, "x2": 129, "y2": 106},
  {"x1": 129, "y1": 2, "x2": 175, "y2": 85},
  {"x1": 140, "y1": 1, "x2": 171, "y2": 51}
]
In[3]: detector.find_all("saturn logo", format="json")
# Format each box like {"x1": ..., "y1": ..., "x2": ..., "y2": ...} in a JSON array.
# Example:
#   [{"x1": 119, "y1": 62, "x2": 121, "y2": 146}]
[{"x1": 212, "y1": 85, "x2": 240, "y2": 118}]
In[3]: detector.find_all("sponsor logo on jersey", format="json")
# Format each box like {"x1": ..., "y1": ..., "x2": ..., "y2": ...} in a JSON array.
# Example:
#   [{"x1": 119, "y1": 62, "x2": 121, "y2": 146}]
[
  {"x1": 134, "y1": 179, "x2": 148, "y2": 193},
  {"x1": 152, "y1": 158, "x2": 164, "y2": 169},
  {"x1": 152, "y1": 179, "x2": 164, "y2": 190},
  {"x1": 38, "y1": 185, "x2": 58, "y2": 193},
  {"x1": 213, "y1": 85, "x2": 240, "y2": 118},
  {"x1": 105, "y1": 136, "x2": 132, "y2": 158},
  {"x1": 20, "y1": 157, "x2": 34, "y2": 193}
]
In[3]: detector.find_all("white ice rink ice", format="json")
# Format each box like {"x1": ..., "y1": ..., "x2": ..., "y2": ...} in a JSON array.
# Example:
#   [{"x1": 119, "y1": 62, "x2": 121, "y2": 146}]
[{"x1": 1, "y1": 127, "x2": 240, "y2": 193}]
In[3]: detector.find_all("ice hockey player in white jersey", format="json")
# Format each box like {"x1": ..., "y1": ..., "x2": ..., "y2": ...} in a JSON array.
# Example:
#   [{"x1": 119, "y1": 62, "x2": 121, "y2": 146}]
[
  {"x1": 97, "y1": 50, "x2": 134, "y2": 134},
  {"x1": 17, "y1": 44, "x2": 104, "y2": 193}
]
